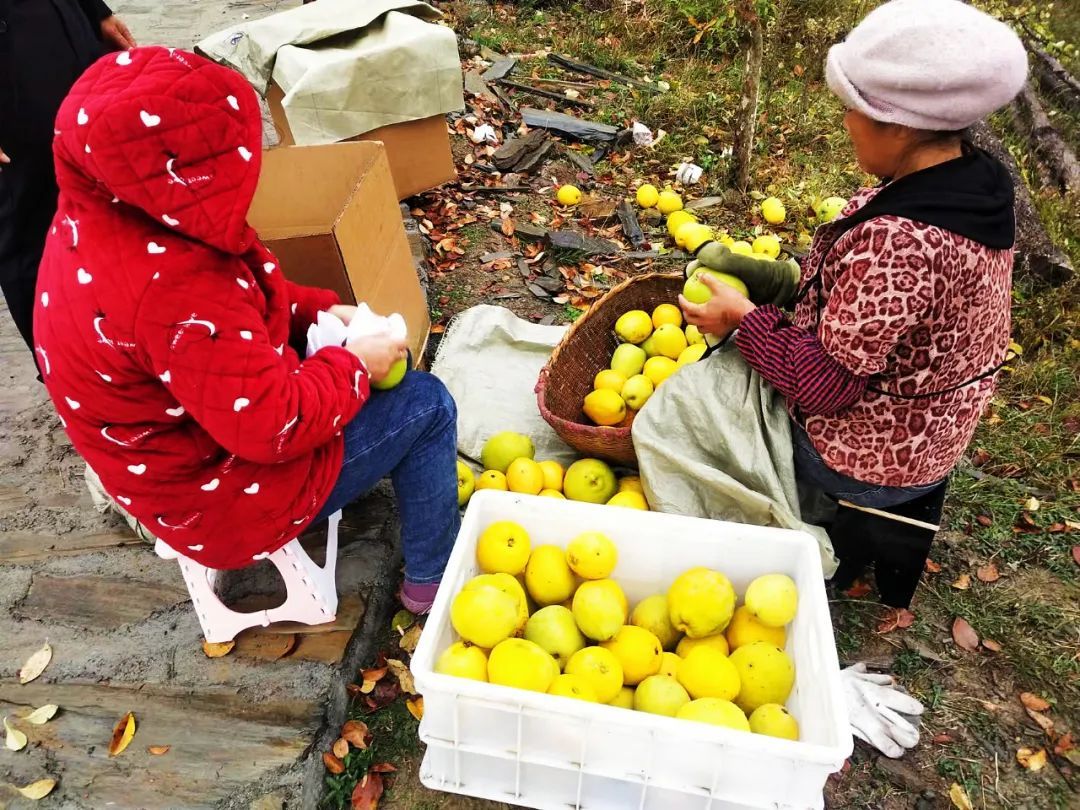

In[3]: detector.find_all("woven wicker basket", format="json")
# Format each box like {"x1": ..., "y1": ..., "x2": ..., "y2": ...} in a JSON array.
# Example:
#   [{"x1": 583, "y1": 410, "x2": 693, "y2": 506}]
[{"x1": 536, "y1": 273, "x2": 686, "y2": 467}]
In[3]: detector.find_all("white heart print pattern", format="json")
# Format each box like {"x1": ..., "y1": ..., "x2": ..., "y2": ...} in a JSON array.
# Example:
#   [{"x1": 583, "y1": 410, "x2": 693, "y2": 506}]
[
  {"x1": 159, "y1": 370, "x2": 171, "y2": 384},
  {"x1": 116, "y1": 495, "x2": 132, "y2": 506},
  {"x1": 35, "y1": 347, "x2": 51, "y2": 376},
  {"x1": 77, "y1": 268, "x2": 92, "y2": 285},
  {"x1": 162, "y1": 214, "x2": 180, "y2": 227},
  {"x1": 227, "y1": 95, "x2": 240, "y2": 111},
  {"x1": 238, "y1": 146, "x2": 253, "y2": 162},
  {"x1": 140, "y1": 111, "x2": 162, "y2": 128},
  {"x1": 263, "y1": 262, "x2": 275, "y2": 274},
  {"x1": 252, "y1": 552, "x2": 270, "y2": 561},
  {"x1": 239, "y1": 330, "x2": 252, "y2": 341},
  {"x1": 147, "y1": 242, "x2": 166, "y2": 255},
  {"x1": 236, "y1": 278, "x2": 250, "y2": 290},
  {"x1": 65, "y1": 396, "x2": 81, "y2": 410},
  {"x1": 40, "y1": 292, "x2": 49, "y2": 307},
  {"x1": 187, "y1": 544, "x2": 205, "y2": 552},
  {"x1": 77, "y1": 108, "x2": 89, "y2": 126},
  {"x1": 116, "y1": 50, "x2": 132, "y2": 66},
  {"x1": 127, "y1": 463, "x2": 147, "y2": 475},
  {"x1": 96, "y1": 370, "x2": 112, "y2": 382},
  {"x1": 200, "y1": 478, "x2": 220, "y2": 492},
  {"x1": 165, "y1": 406, "x2": 185, "y2": 417},
  {"x1": 244, "y1": 483, "x2": 260, "y2": 495},
  {"x1": 233, "y1": 397, "x2": 250, "y2": 412}
]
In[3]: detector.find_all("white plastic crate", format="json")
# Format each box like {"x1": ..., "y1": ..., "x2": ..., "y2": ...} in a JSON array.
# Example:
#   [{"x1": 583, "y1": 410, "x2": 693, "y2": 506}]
[{"x1": 411, "y1": 490, "x2": 852, "y2": 810}]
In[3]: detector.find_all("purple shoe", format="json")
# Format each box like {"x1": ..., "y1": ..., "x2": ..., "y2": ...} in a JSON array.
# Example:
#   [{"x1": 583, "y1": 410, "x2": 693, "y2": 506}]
[{"x1": 400, "y1": 580, "x2": 441, "y2": 615}]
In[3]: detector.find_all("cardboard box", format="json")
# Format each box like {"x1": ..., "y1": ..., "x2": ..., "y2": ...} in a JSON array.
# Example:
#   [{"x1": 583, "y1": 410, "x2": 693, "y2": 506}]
[
  {"x1": 249, "y1": 142, "x2": 430, "y2": 360},
  {"x1": 267, "y1": 82, "x2": 456, "y2": 200}
]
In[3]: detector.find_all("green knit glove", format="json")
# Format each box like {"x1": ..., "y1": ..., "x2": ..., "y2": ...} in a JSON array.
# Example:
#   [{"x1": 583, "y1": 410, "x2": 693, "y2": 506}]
[{"x1": 695, "y1": 242, "x2": 801, "y2": 307}]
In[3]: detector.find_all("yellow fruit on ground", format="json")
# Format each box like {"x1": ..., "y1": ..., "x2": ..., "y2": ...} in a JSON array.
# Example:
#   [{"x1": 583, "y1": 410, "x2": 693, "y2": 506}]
[
  {"x1": 630, "y1": 594, "x2": 680, "y2": 650},
  {"x1": 658, "y1": 651, "x2": 681, "y2": 678},
  {"x1": 610, "y1": 343, "x2": 647, "y2": 379},
  {"x1": 726, "y1": 605, "x2": 786, "y2": 651},
  {"x1": 476, "y1": 520, "x2": 532, "y2": 574},
  {"x1": 729, "y1": 642, "x2": 796, "y2": 714},
  {"x1": 566, "y1": 531, "x2": 618, "y2": 579},
  {"x1": 572, "y1": 579, "x2": 627, "y2": 641},
  {"x1": 752, "y1": 234, "x2": 781, "y2": 258},
  {"x1": 594, "y1": 369, "x2": 627, "y2": 394},
  {"x1": 618, "y1": 475, "x2": 644, "y2": 494},
  {"x1": 505, "y1": 458, "x2": 545, "y2": 496},
  {"x1": 476, "y1": 470, "x2": 508, "y2": 491},
  {"x1": 685, "y1": 324, "x2": 705, "y2": 345},
  {"x1": 601, "y1": 625, "x2": 663, "y2": 685},
  {"x1": 676, "y1": 633, "x2": 730, "y2": 658},
  {"x1": 729, "y1": 240, "x2": 753, "y2": 256},
  {"x1": 621, "y1": 374, "x2": 654, "y2": 411},
  {"x1": 488, "y1": 638, "x2": 559, "y2": 693},
  {"x1": 435, "y1": 642, "x2": 488, "y2": 681},
  {"x1": 615, "y1": 309, "x2": 653, "y2": 344},
  {"x1": 651, "y1": 323, "x2": 688, "y2": 360},
  {"x1": 677, "y1": 698, "x2": 751, "y2": 731},
  {"x1": 608, "y1": 686, "x2": 636, "y2": 709},
  {"x1": 677, "y1": 343, "x2": 707, "y2": 367},
  {"x1": 761, "y1": 197, "x2": 786, "y2": 225},
  {"x1": 525, "y1": 605, "x2": 586, "y2": 670},
  {"x1": 583, "y1": 389, "x2": 626, "y2": 427},
  {"x1": 563, "y1": 459, "x2": 618, "y2": 505},
  {"x1": 457, "y1": 461, "x2": 475, "y2": 507},
  {"x1": 525, "y1": 544, "x2": 577, "y2": 606},
  {"x1": 815, "y1": 196, "x2": 848, "y2": 222},
  {"x1": 635, "y1": 674, "x2": 691, "y2": 717},
  {"x1": 548, "y1": 673, "x2": 598, "y2": 702},
  {"x1": 607, "y1": 491, "x2": 648, "y2": 510},
  {"x1": 652, "y1": 303, "x2": 683, "y2": 329},
  {"x1": 668, "y1": 567, "x2": 736, "y2": 638},
  {"x1": 451, "y1": 583, "x2": 520, "y2": 648},
  {"x1": 644, "y1": 356, "x2": 678, "y2": 387},
  {"x1": 657, "y1": 190, "x2": 683, "y2": 215},
  {"x1": 744, "y1": 574, "x2": 799, "y2": 627},
  {"x1": 482, "y1": 432, "x2": 535, "y2": 473},
  {"x1": 537, "y1": 460, "x2": 565, "y2": 492},
  {"x1": 635, "y1": 183, "x2": 660, "y2": 209},
  {"x1": 565, "y1": 646, "x2": 624, "y2": 703},
  {"x1": 749, "y1": 703, "x2": 799, "y2": 740},
  {"x1": 677, "y1": 646, "x2": 741, "y2": 701},
  {"x1": 557, "y1": 185, "x2": 583, "y2": 206},
  {"x1": 467, "y1": 572, "x2": 529, "y2": 631},
  {"x1": 665, "y1": 209, "x2": 697, "y2": 238},
  {"x1": 539, "y1": 489, "x2": 565, "y2": 498}
]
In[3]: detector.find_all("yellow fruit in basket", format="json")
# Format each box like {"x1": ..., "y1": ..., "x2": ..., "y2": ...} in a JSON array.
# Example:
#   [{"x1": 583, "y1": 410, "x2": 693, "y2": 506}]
[
  {"x1": 563, "y1": 459, "x2": 618, "y2": 505},
  {"x1": 451, "y1": 583, "x2": 520, "y2": 648},
  {"x1": 565, "y1": 646, "x2": 624, "y2": 703},
  {"x1": 651, "y1": 303, "x2": 683, "y2": 329},
  {"x1": 658, "y1": 651, "x2": 681, "y2": 678},
  {"x1": 652, "y1": 324, "x2": 688, "y2": 361},
  {"x1": 677, "y1": 343, "x2": 707, "y2": 367},
  {"x1": 677, "y1": 698, "x2": 751, "y2": 731},
  {"x1": 744, "y1": 574, "x2": 798, "y2": 627},
  {"x1": 566, "y1": 531, "x2": 618, "y2": 579},
  {"x1": 594, "y1": 370, "x2": 627, "y2": 394},
  {"x1": 467, "y1": 572, "x2": 529, "y2": 631},
  {"x1": 609, "y1": 686, "x2": 636, "y2": 709},
  {"x1": 729, "y1": 240, "x2": 753, "y2": 256},
  {"x1": 615, "y1": 310, "x2": 653, "y2": 345},
  {"x1": 488, "y1": 638, "x2": 559, "y2": 692},
  {"x1": 630, "y1": 594, "x2": 680, "y2": 650},
  {"x1": 548, "y1": 673, "x2": 598, "y2": 702},
  {"x1": 761, "y1": 197, "x2": 786, "y2": 225},
  {"x1": 677, "y1": 646, "x2": 741, "y2": 701},
  {"x1": 457, "y1": 461, "x2": 475, "y2": 507},
  {"x1": 610, "y1": 343, "x2": 647, "y2": 379},
  {"x1": 525, "y1": 605, "x2": 587, "y2": 670},
  {"x1": 482, "y1": 431, "x2": 535, "y2": 474},
  {"x1": 525, "y1": 544, "x2": 577, "y2": 606},
  {"x1": 583, "y1": 389, "x2": 626, "y2": 427},
  {"x1": 607, "y1": 491, "x2": 648, "y2": 510},
  {"x1": 666, "y1": 209, "x2": 697, "y2": 238},
  {"x1": 749, "y1": 704, "x2": 800, "y2": 740},
  {"x1": 476, "y1": 520, "x2": 532, "y2": 575},
  {"x1": 643, "y1": 356, "x2": 678, "y2": 387},
  {"x1": 572, "y1": 579, "x2": 627, "y2": 641},
  {"x1": 635, "y1": 674, "x2": 691, "y2": 717},
  {"x1": 752, "y1": 234, "x2": 781, "y2": 258},
  {"x1": 618, "y1": 475, "x2": 644, "y2": 494},
  {"x1": 676, "y1": 632, "x2": 730, "y2": 658},
  {"x1": 657, "y1": 190, "x2": 684, "y2": 215},
  {"x1": 640, "y1": 334, "x2": 659, "y2": 359},
  {"x1": 668, "y1": 567, "x2": 736, "y2": 639},
  {"x1": 601, "y1": 625, "x2": 663, "y2": 685},
  {"x1": 435, "y1": 641, "x2": 489, "y2": 681},
  {"x1": 476, "y1": 470, "x2": 508, "y2": 491},
  {"x1": 621, "y1": 374, "x2": 654, "y2": 411},
  {"x1": 539, "y1": 489, "x2": 565, "y2": 498},
  {"x1": 726, "y1": 606, "x2": 786, "y2": 651},
  {"x1": 557, "y1": 184, "x2": 583, "y2": 206},
  {"x1": 685, "y1": 324, "x2": 705, "y2": 345},
  {"x1": 635, "y1": 183, "x2": 660, "y2": 209},
  {"x1": 505, "y1": 458, "x2": 545, "y2": 496},
  {"x1": 730, "y1": 642, "x2": 795, "y2": 714},
  {"x1": 537, "y1": 460, "x2": 564, "y2": 492}
]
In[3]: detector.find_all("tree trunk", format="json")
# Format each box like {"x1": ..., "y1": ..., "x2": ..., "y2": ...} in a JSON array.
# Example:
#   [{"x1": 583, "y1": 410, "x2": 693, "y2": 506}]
[
  {"x1": 730, "y1": 0, "x2": 763, "y2": 193},
  {"x1": 1026, "y1": 40, "x2": 1080, "y2": 115},
  {"x1": 1011, "y1": 83, "x2": 1080, "y2": 193}
]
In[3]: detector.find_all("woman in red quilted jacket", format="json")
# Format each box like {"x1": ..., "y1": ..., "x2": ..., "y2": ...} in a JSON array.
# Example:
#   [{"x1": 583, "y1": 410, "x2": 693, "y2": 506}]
[{"x1": 33, "y1": 46, "x2": 457, "y2": 613}]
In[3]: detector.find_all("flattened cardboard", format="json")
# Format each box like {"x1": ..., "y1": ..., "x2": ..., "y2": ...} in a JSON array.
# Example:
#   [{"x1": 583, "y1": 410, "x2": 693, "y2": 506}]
[{"x1": 249, "y1": 142, "x2": 430, "y2": 359}]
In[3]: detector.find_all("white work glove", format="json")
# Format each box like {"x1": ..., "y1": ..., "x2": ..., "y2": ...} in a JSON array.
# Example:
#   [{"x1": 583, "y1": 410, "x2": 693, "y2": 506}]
[
  {"x1": 306, "y1": 304, "x2": 407, "y2": 359},
  {"x1": 841, "y1": 663, "x2": 924, "y2": 758},
  {"x1": 675, "y1": 162, "x2": 703, "y2": 185}
]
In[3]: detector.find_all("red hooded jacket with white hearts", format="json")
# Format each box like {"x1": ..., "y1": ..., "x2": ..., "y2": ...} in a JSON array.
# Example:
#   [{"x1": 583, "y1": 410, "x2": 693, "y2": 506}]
[{"x1": 34, "y1": 47, "x2": 370, "y2": 569}]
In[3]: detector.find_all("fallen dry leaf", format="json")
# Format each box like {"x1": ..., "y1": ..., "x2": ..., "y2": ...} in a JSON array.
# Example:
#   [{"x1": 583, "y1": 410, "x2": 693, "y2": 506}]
[
  {"x1": 976, "y1": 562, "x2": 1001, "y2": 583},
  {"x1": 4, "y1": 716, "x2": 28, "y2": 751},
  {"x1": 359, "y1": 667, "x2": 388, "y2": 695},
  {"x1": 982, "y1": 638, "x2": 1002, "y2": 652},
  {"x1": 391, "y1": 610, "x2": 415, "y2": 633},
  {"x1": 876, "y1": 608, "x2": 916, "y2": 634},
  {"x1": 975, "y1": 514, "x2": 993, "y2": 528},
  {"x1": 1072, "y1": 546, "x2": 1080, "y2": 566},
  {"x1": 332, "y1": 737, "x2": 349, "y2": 760},
  {"x1": 1016, "y1": 747, "x2": 1048, "y2": 771},
  {"x1": 21, "y1": 705, "x2": 58, "y2": 725},
  {"x1": 949, "y1": 782, "x2": 973, "y2": 810},
  {"x1": 108, "y1": 712, "x2": 136, "y2": 757},
  {"x1": 147, "y1": 745, "x2": 170, "y2": 755},
  {"x1": 932, "y1": 732, "x2": 955, "y2": 744},
  {"x1": 341, "y1": 720, "x2": 370, "y2": 749},
  {"x1": 1054, "y1": 733, "x2": 1074, "y2": 756},
  {"x1": 1024, "y1": 495, "x2": 1041, "y2": 511},
  {"x1": 1026, "y1": 708, "x2": 1055, "y2": 733},
  {"x1": 399, "y1": 624, "x2": 423, "y2": 655},
  {"x1": 843, "y1": 581, "x2": 872, "y2": 598},
  {"x1": 952, "y1": 617, "x2": 979, "y2": 651},
  {"x1": 386, "y1": 659, "x2": 416, "y2": 695},
  {"x1": 370, "y1": 762, "x2": 397, "y2": 774},
  {"x1": 14, "y1": 778, "x2": 56, "y2": 800},
  {"x1": 406, "y1": 696, "x2": 424, "y2": 722},
  {"x1": 201, "y1": 639, "x2": 236, "y2": 658},
  {"x1": 350, "y1": 772, "x2": 384, "y2": 809},
  {"x1": 1020, "y1": 692, "x2": 1051, "y2": 712},
  {"x1": 924, "y1": 559, "x2": 942, "y2": 573},
  {"x1": 18, "y1": 642, "x2": 52, "y2": 684},
  {"x1": 323, "y1": 752, "x2": 345, "y2": 774},
  {"x1": 951, "y1": 573, "x2": 971, "y2": 590}
]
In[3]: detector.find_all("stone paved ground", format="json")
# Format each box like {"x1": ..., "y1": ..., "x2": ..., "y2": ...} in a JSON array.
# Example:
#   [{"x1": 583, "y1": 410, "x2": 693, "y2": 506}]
[{"x1": 0, "y1": 2, "x2": 409, "y2": 808}]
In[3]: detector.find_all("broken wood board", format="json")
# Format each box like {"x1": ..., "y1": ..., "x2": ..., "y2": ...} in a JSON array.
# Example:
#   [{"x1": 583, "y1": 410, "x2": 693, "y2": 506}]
[{"x1": 521, "y1": 108, "x2": 619, "y2": 142}]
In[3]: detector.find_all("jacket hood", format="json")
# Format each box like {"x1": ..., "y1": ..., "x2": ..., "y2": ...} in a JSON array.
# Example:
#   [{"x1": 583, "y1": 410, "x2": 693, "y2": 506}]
[{"x1": 53, "y1": 47, "x2": 263, "y2": 255}]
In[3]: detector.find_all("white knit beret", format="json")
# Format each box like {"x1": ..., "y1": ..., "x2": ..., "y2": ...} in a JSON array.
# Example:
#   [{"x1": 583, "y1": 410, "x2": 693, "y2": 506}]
[{"x1": 826, "y1": 0, "x2": 1028, "y2": 131}]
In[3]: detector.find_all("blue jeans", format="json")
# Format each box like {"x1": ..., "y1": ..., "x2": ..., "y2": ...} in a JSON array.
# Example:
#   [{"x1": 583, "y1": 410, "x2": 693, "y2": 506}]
[{"x1": 315, "y1": 371, "x2": 460, "y2": 584}]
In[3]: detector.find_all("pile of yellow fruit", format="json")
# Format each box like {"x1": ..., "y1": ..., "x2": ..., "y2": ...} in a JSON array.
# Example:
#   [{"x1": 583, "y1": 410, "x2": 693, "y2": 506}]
[
  {"x1": 583, "y1": 304, "x2": 706, "y2": 428},
  {"x1": 436, "y1": 522, "x2": 802, "y2": 739}
]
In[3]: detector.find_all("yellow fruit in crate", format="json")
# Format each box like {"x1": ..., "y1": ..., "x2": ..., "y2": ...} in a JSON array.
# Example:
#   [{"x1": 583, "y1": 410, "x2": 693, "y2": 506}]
[
  {"x1": 677, "y1": 646, "x2": 741, "y2": 701},
  {"x1": 566, "y1": 531, "x2": 618, "y2": 579},
  {"x1": 618, "y1": 475, "x2": 644, "y2": 494},
  {"x1": 651, "y1": 303, "x2": 683, "y2": 329},
  {"x1": 482, "y1": 432, "x2": 535, "y2": 473},
  {"x1": 435, "y1": 641, "x2": 489, "y2": 681},
  {"x1": 685, "y1": 324, "x2": 705, "y2": 345},
  {"x1": 610, "y1": 343, "x2": 647, "y2": 378},
  {"x1": 457, "y1": 461, "x2": 475, "y2": 507},
  {"x1": 451, "y1": 583, "x2": 520, "y2": 648},
  {"x1": 761, "y1": 197, "x2": 786, "y2": 225},
  {"x1": 525, "y1": 605, "x2": 586, "y2": 670},
  {"x1": 677, "y1": 343, "x2": 707, "y2": 367},
  {"x1": 563, "y1": 459, "x2": 618, "y2": 505},
  {"x1": 644, "y1": 356, "x2": 678, "y2": 387},
  {"x1": 744, "y1": 574, "x2": 798, "y2": 627},
  {"x1": 505, "y1": 458, "x2": 545, "y2": 496},
  {"x1": 665, "y1": 210, "x2": 697, "y2": 238},
  {"x1": 539, "y1": 489, "x2": 565, "y2": 498},
  {"x1": 565, "y1": 646, "x2": 624, "y2": 703},
  {"x1": 525, "y1": 545, "x2": 577, "y2": 606},
  {"x1": 572, "y1": 579, "x2": 627, "y2": 641},
  {"x1": 548, "y1": 673, "x2": 598, "y2": 702},
  {"x1": 537, "y1": 460, "x2": 565, "y2": 492},
  {"x1": 630, "y1": 594, "x2": 680, "y2": 650},
  {"x1": 635, "y1": 183, "x2": 660, "y2": 209},
  {"x1": 467, "y1": 572, "x2": 529, "y2": 631},
  {"x1": 635, "y1": 674, "x2": 691, "y2": 717},
  {"x1": 615, "y1": 309, "x2": 653, "y2": 344},
  {"x1": 676, "y1": 632, "x2": 730, "y2": 658},
  {"x1": 730, "y1": 642, "x2": 795, "y2": 714},
  {"x1": 651, "y1": 324, "x2": 688, "y2": 360},
  {"x1": 488, "y1": 638, "x2": 560, "y2": 692},
  {"x1": 557, "y1": 185, "x2": 583, "y2": 206},
  {"x1": 583, "y1": 389, "x2": 626, "y2": 427},
  {"x1": 476, "y1": 470, "x2": 508, "y2": 491},
  {"x1": 608, "y1": 686, "x2": 636, "y2": 709},
  {"x1": 726, "y1": 606, "x2": 786, "y2": 651},
  {"x1": 657, "y1": 190, "x2": 684, "y2": 214},
  {"x1": 594, "y1": 369, "x2": 627, "y2": 393},
  {"x1": 658, "y1": 651, "x2": 681, "y2": 678},
  {"x1": 677, "y1": 698, "x2": 751, "y2": 731},
  {"x1": 729, "y1": 240, "x2": 753, "y2": 256},
  {"x1": 668, "y1": 567, "x2": 736, "y2": 638},
  {"x1": 749, "y1": 704, "x2": 800, "y2": 740},
  {"x1": 602, "y1": 625, "x2": 663, "y2": 685},
  {"x1": 621, "y1": 374, "x2": 654, "y2": 411},
  {"x1": 752, "y1": 234, "x2": 781, "y2": 258},
  {"x1": 476, "y1": 520, "x2": 532, "y2": 575},
  {"x1": 607, "y1": 491, "x2": 648, "y2": 510}
]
